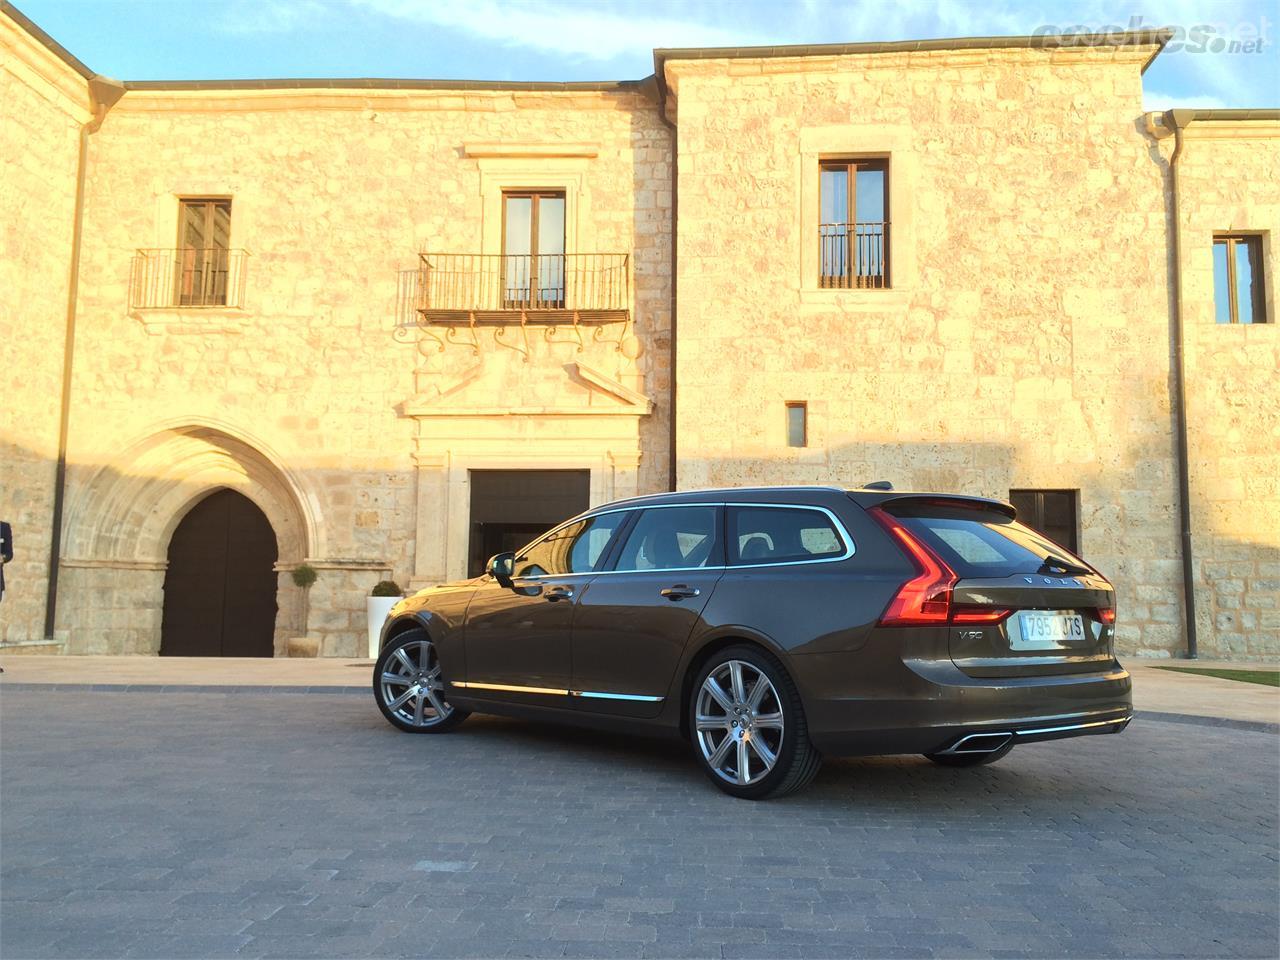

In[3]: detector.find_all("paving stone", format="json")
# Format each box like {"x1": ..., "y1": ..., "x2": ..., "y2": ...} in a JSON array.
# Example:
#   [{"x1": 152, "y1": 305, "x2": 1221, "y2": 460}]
[{"x1": 1, "y1": 690, "x2": 1276, "y2": 959}]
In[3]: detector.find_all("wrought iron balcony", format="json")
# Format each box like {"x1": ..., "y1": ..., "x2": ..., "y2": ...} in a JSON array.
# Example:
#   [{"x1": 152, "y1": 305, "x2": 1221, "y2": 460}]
[
  {"x1": 415, "y1": 252, "x2": 630, "y2": 323},
  {"x1": 819, "y1": 222, "x2": 889, "y2": 289},
  {"x1": 129, "y1": 248, "x2": 249, "y2": 309}
]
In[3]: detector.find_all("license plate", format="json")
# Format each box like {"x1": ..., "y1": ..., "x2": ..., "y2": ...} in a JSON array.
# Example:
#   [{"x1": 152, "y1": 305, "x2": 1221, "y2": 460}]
[{"x1": 1012, "y1": 611, "x2": 1087, "y2": 650}]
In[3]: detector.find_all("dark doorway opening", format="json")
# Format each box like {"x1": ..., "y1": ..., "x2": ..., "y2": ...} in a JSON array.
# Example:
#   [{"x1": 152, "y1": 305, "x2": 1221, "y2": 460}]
[
  {"x1": 468, "y1": 470, "x2": 591, "y2": 577},
  {"x1": 161, "y1": 489, "x2": 278, "y2": 657}
]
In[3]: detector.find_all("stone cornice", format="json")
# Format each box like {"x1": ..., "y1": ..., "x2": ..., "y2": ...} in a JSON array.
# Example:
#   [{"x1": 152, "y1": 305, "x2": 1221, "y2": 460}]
[{"x1": 110, "y1": 87, "x2": 653, "y2": 115}]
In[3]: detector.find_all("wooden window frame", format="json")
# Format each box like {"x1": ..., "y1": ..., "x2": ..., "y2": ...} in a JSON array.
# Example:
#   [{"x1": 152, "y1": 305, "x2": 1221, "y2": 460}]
[
  {"x1": 176, "y1": 198, "x2": 232, "y2": 307},
  {"x1": 501, "y1": 189, "x2": 567, "y2": 309},
  {"x1": 818, "y1": 158, "x2": 890, "y2": 289},
  {"x1": 785, "y1": 401, "x2": 808, "y2": 448},
  {"x1": 1009, "y1": 488, "x2": 1079, "y2": 555},
  {"x1": 1214, "y1": 233, "x2": 1268, "y2": 324}
]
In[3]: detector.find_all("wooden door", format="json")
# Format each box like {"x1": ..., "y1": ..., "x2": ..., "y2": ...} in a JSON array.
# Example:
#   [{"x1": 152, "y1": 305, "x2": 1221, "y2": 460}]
[{"x1": 160, "y1": 489, "x2": 278, "y2": 657}]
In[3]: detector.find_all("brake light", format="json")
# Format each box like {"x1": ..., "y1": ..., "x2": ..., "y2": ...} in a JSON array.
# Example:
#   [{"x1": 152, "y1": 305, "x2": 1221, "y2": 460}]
[
  {"x1": 1098, "y1": 606, "x2": 1116, "y2": 625},
  {"x1": 869, "y1": 509, "x2": 956, "y2": 625}
]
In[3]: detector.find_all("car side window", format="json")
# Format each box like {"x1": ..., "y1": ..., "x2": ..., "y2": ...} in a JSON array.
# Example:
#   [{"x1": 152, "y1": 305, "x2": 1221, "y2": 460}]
[
  {"x1": 728, "y1": 506, "x2": 847, "y2": 565},
  {"x1": 513, "y1": 513, "x2": 627, "y2": 578},
  {"x1": 613, "y1": 506, "x2": 720, "y2": 572}
]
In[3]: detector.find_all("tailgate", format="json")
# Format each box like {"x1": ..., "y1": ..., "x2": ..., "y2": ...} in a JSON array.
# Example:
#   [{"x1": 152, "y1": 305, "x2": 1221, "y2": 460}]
[
  {"x1": 950, "y1": 574, "x2": 1115, "y2": 677},
  {"x1": 879, "y1": 499, "x2": 1117, "y2": 679}
]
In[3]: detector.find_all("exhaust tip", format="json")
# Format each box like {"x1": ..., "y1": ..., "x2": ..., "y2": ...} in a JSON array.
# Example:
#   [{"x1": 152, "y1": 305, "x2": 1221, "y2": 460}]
[{"x1": 940, "y1": 731, "x2": 1013, "y2": 755}]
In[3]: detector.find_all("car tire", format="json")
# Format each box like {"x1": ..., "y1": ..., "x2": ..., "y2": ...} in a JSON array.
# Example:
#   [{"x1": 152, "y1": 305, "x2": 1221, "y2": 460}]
[
  {"x1": 373, "y1": 629, "x2": 470, "y2": 734},
  {"x1": 689, "y1": 644, "x2": 821, "y2": 800},
  {"x1": 923, "y1": 743, "x2": 1013, "y2": 767}
]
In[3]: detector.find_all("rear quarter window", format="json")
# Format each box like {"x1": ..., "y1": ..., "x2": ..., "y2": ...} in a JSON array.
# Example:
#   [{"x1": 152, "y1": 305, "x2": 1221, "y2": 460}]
[{"x1": 728, "y1": 506, "x2": 849, "y2": 565}]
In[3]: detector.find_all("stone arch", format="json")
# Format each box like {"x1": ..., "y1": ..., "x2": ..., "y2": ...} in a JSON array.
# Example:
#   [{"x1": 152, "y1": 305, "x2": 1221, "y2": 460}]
[{"x1": 58, "y1": 422, "x2": 319, "y2": 654}]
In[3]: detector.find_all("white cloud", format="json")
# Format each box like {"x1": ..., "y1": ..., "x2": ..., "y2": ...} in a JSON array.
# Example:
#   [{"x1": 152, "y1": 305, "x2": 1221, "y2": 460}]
[
  {"x1": 349, "y1": 0, "x2": 773, "y2": 60},
  {"x1": 215, "y1": 0, "x2": 332, "y2": 35}
]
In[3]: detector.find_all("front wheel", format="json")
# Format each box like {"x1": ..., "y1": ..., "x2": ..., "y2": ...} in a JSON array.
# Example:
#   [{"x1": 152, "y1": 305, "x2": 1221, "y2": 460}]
[
  {"x1": 689, "y1": 645, "x2": 821, "y2": 800},
  {"x1": 373, "y1": 629, "x2": 469, "y2": 734}
]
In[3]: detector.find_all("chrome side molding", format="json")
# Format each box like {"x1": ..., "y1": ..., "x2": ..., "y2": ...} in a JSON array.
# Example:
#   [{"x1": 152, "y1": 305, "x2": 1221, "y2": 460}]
[{"x1": 451, "y1": 680, "x2": 663, "y2": 704}]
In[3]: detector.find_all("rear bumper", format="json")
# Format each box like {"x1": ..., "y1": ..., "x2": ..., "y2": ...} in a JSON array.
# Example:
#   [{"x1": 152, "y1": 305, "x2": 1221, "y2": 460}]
[{"x1": 800, "y1": 655, "x2": 1132, "y2": 756}]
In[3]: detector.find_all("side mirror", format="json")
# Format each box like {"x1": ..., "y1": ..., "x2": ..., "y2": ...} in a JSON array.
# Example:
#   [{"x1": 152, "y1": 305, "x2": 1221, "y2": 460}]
[{"x1": 486, "y1": 551, "x2": 515, "y2": 588}]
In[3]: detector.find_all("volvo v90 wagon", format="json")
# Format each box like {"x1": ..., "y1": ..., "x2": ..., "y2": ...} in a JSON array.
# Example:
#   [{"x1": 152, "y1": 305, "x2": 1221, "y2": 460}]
[{"x1": 372, "y1": 485, "x2": 1132, "y2": 799}]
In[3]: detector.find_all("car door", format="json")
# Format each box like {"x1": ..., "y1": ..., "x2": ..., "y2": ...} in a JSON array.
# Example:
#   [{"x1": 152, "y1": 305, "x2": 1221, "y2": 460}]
[
  {"x1": 462, "y1": 511, "x2": 628, "y2": 708},
  {"x1": 571, "y1": 504, "x2": 725, "y2": 718}
]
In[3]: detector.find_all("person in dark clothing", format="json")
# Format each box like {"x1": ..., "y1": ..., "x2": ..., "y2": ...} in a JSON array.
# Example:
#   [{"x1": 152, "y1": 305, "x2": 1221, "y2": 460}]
[{"x1": 0, "y1": 521, "x2": 11, "y2": 603}]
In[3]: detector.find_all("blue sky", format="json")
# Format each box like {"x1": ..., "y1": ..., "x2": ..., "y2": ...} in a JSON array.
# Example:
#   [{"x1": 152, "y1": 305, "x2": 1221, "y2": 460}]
[{"x1": 17, "y1": 0, "x2": 1279, "y2": 109}]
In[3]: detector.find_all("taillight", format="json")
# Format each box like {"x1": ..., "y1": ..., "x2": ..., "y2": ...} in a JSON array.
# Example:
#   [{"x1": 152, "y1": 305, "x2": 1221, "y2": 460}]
[
  {"x1": 1097, "y1": 606, "x2": 1116, "y2": 625},
  {"x1": 868, "y1": 509, "x2": 956, "y2": 626},
  {"x1": 953, "y1": 605, "x2": 1013, "y2": 624}
]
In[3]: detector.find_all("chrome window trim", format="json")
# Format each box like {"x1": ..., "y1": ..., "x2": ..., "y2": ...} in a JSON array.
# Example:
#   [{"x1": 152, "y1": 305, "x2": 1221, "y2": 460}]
[{"x1": 510, "y1": 501, "x2": 857, "y2": 580}]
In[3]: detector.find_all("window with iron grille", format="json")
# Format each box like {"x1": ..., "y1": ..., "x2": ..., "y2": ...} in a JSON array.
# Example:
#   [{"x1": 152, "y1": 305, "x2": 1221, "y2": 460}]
[
  {"x1": 1009, "y1": 489, "x2": 1079, "y2": 555},
  {"x1": 819, "y1": 159, "x2": 889, "y2": 289},
  {"x1": 176, "y1": 199, "x2": 232, "y2": 306},
  {"x1": 1213, "y1": 234, "x2": 1268, "y2": 324}
]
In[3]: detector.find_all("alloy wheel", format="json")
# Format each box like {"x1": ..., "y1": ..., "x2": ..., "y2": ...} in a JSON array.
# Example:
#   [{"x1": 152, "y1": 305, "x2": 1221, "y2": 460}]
[
  {"x1": 695, "y1": 659, "x2": 785, "y2": 786},
  {"x1": 378, "y1": 639, "x2": 453, "y2": 728}
]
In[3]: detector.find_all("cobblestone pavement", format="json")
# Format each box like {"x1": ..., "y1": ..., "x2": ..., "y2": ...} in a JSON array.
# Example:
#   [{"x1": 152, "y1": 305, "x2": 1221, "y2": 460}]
[{"x1": 2, "y1": 690, "x2": 1276, "y2": 959}]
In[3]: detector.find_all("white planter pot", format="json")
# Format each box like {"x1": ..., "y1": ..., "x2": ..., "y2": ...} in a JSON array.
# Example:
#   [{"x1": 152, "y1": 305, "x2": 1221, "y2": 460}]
[{"x1": 366, "y1": 596, "x2": 402, "y2": 658}]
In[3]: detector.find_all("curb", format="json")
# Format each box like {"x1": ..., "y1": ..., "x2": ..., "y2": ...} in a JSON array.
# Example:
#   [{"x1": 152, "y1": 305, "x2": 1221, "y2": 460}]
[
  {"x1": 0, "y1": 682, "x2": 368, "y2": 695},
  {"x1": 2, "y1": 683, "x2": 1276, "y2": 733}
]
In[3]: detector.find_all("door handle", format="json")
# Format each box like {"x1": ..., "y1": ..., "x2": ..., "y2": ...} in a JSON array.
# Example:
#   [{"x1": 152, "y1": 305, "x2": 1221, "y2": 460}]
[
  {"x1": 660, "y1": 585, "x2": 701, "y2": 601},
  {"x1": 543, "y1": 585, "x2": 574, "y2": 602}
]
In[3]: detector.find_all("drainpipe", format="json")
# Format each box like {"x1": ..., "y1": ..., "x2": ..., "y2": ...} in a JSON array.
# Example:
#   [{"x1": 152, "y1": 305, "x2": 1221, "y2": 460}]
[
  {"x1": 44, "y1": 75, "x2": 125, "y2": 641},
  {"x1": 1152, "y1": 109, "x2": 1198, "y2": 660},
  {"x1": 653, "y1": 64, "x2": 678, "y2": 492}
]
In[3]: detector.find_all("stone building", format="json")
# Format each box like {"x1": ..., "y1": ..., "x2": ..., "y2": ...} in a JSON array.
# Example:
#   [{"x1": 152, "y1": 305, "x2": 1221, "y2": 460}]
[{"x1": 2, "y1": 4, "x2": 1276, "y2": 660}]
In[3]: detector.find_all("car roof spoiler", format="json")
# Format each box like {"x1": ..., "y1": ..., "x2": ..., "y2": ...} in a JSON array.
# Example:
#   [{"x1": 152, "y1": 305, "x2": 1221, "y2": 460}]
[{"x1": 846, "y1": 490, "x2": 1017, "y2": 520}]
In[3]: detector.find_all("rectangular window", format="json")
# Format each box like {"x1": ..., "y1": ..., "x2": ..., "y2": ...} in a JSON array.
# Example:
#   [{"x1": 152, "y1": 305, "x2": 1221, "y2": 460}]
[
  {"x1": 819, "y1": 159, "x2": 888, "y2": 289},
  {"x1": 785, "y1": 402, "x2": 807, "y2": 448},
  {"x1": 1009, "y1": 489, "x2": 1079, "y2": 555},
  {"x1": 503, "y1": 190, "x2": 566, "y2": 308},
  {"x1": 1214, "y1": 234, "x2": 1267, "y2": 324},
  {"x1": 176, "y1": 198, "x2": 231, "y2": 306}
]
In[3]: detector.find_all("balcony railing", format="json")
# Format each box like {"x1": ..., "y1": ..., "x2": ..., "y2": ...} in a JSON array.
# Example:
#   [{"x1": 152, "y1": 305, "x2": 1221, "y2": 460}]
[
  {"x1": 416, "y1": 252, "x2": 629, "y2": 322},
  {"x1": 130, "y1": 248, "x2": 249, "y2": 309},
  {"x1": 819, "y1": 222, "x2": 889, "y2": 289}
]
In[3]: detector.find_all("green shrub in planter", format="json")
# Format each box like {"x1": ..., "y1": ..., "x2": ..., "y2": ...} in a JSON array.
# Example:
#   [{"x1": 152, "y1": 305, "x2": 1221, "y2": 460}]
[{"x1": 371, "y1": 580, "x2": 402, "y2": 597}]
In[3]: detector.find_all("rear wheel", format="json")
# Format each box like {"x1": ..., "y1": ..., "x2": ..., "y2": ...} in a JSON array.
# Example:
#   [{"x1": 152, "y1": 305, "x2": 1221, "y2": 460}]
[
  {"x1": 689, "y1": 645, "x2": 821, "y2": 800},
  {"x1": 373, "y1": 629, "x2": 469, "y2": 734},
  {"x1": 924, "y1": 743, "x2": 1012, "y2": 767}
]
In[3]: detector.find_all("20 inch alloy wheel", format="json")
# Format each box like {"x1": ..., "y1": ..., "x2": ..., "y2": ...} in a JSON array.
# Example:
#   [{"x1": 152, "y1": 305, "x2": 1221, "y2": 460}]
[{"x1": 373, "y1": 629, "x2": 469, "y2": 733}]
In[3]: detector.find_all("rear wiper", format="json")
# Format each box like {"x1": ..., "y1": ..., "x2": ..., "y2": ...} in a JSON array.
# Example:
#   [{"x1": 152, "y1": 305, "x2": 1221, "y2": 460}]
[{"x1": 1038, "y1": 555, "x2": 1091, "y2": 576}]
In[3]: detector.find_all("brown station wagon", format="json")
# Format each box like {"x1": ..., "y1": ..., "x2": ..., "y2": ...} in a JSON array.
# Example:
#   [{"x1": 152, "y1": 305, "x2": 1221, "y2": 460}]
[{"x1": 372, "y1": 485, "x2": 1132, "y2": 799}]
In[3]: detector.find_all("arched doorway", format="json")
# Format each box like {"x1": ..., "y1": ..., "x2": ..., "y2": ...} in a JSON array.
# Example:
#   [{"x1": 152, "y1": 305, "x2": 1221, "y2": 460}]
[{"x1": 160, "y1": 489, "x2": 278, "y2": 657}]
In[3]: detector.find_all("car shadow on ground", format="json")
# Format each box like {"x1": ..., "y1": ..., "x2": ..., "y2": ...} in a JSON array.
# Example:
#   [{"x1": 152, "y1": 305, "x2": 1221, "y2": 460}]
[{"x1": 387, "y1": 709, "x2": 1111, "y2": 810}]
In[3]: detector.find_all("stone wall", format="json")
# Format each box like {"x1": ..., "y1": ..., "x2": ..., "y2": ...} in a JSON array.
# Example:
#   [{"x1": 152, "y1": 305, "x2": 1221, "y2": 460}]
[
  {"x1": 666, "y1": 45, "x2": 1195, "y2": 656},
  {"x1": 1176, "y1": 119, "x2": 1280, "y2": 658},
  {"x1": 0, "y1": 17, "x2": 88, "y2": 645},
  {"x1": 47, "y1": 83, "x2": 670, "y2": 656}
]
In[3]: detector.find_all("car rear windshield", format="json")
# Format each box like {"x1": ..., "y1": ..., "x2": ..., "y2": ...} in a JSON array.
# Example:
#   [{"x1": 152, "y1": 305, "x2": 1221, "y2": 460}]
[{"x1": 883, "y1": 501, "x2": 1095, "y2": 579}]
